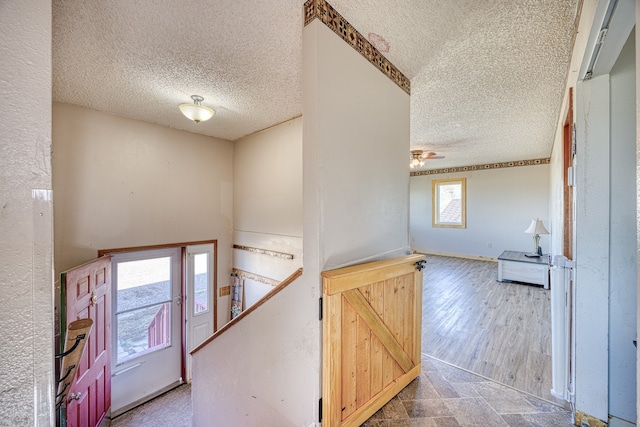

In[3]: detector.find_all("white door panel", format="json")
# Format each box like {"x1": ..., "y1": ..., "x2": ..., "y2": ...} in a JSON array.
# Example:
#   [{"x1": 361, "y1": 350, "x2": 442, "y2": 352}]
[
  {"x1": 111, "y1": 248, "x2": 182, "y2": 415},
  {"x1": 185, "y1": 243, "x2": 214, "y2": 381}
]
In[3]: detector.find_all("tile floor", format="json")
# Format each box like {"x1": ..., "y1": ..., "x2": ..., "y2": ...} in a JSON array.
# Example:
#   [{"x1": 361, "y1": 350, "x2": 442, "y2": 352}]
[
  {"x1": 362, "y1": 355, "x2": 573, "y2": 427},
  {"x1": 110, "y1": 383, "x2": 192, "y2": 427},
  {"x1": 108, "y1": 355, "x2": 573, "y2": 426}
]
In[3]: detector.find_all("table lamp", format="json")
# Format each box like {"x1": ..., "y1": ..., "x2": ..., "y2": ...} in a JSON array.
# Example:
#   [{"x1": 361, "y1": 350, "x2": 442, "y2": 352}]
[{"x1": 524, "y1": 219, "x2": 549, "y2": 257}]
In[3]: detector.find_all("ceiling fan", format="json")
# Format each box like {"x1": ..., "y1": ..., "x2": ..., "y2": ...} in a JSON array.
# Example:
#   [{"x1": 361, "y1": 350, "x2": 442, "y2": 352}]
[{"x1": 409, "y1": 150, "x2": 444, "y2": 168}]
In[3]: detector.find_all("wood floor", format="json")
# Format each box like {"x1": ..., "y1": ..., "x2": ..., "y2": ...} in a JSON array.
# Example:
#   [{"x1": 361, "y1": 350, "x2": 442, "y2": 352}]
[{"x1": 421, "y1": 255, "x2": 559, "y2": 404}]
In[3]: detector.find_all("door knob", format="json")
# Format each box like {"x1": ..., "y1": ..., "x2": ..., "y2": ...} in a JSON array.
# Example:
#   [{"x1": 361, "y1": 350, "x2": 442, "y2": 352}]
[{"x1": 68, "y1": 392, "x2": 81, "y2": 402}]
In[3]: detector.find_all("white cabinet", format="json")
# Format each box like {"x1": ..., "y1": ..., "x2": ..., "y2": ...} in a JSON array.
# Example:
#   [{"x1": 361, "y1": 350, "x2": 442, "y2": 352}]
[{"x1": 497, "y1": 250, "x2": 549, "y2": 289}]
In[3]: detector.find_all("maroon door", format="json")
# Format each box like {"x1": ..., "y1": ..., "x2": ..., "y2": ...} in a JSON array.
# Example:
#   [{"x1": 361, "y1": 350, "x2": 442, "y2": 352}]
[{"x1": 63, "y1": 257, "x2": 111, "y2": 427}]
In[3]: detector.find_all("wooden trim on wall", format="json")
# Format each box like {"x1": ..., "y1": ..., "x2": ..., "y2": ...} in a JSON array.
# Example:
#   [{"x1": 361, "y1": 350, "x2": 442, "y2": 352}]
[
  {"x1": 233, "y1": 244, "x2": 294, "y2": 260},
  {"x1": 232, "y1": 268, "x2": 280, "y2": 287},
  {"x1": 563, "y1": 88, "x2": 574, "y2": 260},
  {"x1": 413, "y1": 249, "x2": 498, "y2": 263},
  {"x1": 97, "y1": 240, "x2": 217, "y2": 257}
]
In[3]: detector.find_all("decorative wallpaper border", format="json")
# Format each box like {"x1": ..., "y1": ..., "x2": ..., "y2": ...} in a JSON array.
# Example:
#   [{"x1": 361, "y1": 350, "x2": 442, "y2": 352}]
[
  {"x1": 410, "y1": 158, "x2": 551, "y2": 176},
  {"x1": 304, "y1": 0, "x2": 410, "y2": 95}
]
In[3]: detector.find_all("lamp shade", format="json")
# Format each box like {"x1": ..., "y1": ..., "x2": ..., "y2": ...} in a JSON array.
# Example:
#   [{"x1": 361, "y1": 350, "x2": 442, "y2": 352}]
[
  {"x1": 524, "y1": 219, "x2": 549, "y2": 235},
  {"x1": 179, "y1": 95, "x2": 215, "y2": 123}
]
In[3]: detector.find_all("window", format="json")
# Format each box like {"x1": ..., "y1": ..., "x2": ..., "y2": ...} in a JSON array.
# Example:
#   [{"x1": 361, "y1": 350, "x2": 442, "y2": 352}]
[
  {"x1": 113, "y1": 249, "x2": 180, "y2": 364},
  {"x1": 192, "y1": 252, "x2": 210, "y2": 315},
  {"x1": 432, "y1": 178, "x2": 466, "y2": 228}
]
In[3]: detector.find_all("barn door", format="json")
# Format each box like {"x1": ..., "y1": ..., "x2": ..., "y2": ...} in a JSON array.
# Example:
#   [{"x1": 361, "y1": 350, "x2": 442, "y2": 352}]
[
  {"x1": 62, "y1": 256, "x2": 112, "y2": 427},
  {"x1": 321, "y1": 254, "x2": 425, "y2": 427}
]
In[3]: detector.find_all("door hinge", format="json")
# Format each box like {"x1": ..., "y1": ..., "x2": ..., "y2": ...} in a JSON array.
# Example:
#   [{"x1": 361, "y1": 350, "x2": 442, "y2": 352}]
[
  {"x1": 319, "y1": 297, "x2": 323, "y2": 321},
  {"x1": 318, "y1": 397, "x2": 322, "y2": 423},
  {"x1": 596, "y1": 28, "x2": 608, "y2": 44}
]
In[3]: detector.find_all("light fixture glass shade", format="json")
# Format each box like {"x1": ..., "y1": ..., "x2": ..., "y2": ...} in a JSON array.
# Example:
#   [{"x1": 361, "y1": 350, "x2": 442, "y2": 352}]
[
  {"x1": 410, "y1": 158, "x2": 424, "y2": 168},
  {"x1": 409, "y1": 150, "x2": 425, "y2": 168},
  {"x1": 524, "y1": 219, "x2": 549, "y2": 235},
  {"x1": 179, "y1": 95, "x2": 215, "y2": 123}
]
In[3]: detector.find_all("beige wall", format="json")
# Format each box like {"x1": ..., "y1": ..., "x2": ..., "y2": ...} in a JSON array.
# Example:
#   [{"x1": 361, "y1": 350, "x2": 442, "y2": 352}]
[
  {"x1": 192, "y1": 14, "x2": 411, "y2": 426},
  {"x1": 410, "y1": 165, "x2": 550, "y2": 259},
  {"x1": 0, "y1": 0, "x2": 54, "y2": 423},
  {"x1": 305, "y1": 22, "x2": 411, "y2": 271},
  {"x1": 52, "y1": 102, "x2": 234, "y2": 327},
  {"x1": 233, "y1": 117, "x2": 303, "y2": 306},
  {"x1": 234, "y1": 117, "x2": 303, "y2": 237}
]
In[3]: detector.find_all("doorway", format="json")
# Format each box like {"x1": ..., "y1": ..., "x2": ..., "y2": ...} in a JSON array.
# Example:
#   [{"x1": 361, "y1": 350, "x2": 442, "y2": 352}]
[
  {"x1": 106, "y1": 241, "x2": 217, "y2": 415},
  {"x1": 61, "y1": 240, "x2": 217, "y2": 425},
  {"x1": 185, "y1": 243, "x2": 215, "y2": 382},
  {"x1": 110, "y1": 247, "x2": 183, "y2": 415}
]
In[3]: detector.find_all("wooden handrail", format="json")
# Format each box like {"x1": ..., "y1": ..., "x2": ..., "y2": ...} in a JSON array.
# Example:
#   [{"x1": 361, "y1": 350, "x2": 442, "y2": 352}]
[{"x1": 190, "y1": 267, "x2": 303, "y2": 355}]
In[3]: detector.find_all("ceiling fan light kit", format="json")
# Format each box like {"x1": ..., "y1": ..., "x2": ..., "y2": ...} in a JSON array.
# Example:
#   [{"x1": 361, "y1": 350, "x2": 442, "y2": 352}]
[
  {"x1": 179, "y1": 95, "x2": 215, "y2": 123},
  {"x1": 410, "y1": 149, "x2": 444, "y2": 168},
  {"x1": 410, "y1": 150, "x2": 425, "y2": 168}
]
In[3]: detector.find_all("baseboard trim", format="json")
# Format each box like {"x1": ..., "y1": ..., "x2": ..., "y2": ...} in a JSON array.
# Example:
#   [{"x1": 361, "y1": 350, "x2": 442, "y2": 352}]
[
  {"x1": 607, "y1": 415, "x2": 635, "y2": 427},
  {"x1": 412, "y1": 249, "x2": 498, "y2": 262}
]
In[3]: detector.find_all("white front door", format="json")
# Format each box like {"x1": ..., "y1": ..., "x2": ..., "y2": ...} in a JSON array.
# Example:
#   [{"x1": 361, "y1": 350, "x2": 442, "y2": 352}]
[
  {"x1": 185, "y1": 243, "x2": 215, "y2": 381},
  {"x1": 110, "y1": 248, "x2": 182, "y2": 415}
]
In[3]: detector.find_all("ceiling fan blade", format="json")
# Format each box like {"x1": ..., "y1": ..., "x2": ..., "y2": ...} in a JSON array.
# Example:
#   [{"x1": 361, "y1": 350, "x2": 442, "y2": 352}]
[{"x1": 422, "y1": 151, "x2": 444, "y2": 159}]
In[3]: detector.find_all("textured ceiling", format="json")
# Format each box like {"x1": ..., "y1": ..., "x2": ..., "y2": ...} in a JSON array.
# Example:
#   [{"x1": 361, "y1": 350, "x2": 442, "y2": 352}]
[{"x1": 53, "y1": 0, "x2": 580, "y2": 169}]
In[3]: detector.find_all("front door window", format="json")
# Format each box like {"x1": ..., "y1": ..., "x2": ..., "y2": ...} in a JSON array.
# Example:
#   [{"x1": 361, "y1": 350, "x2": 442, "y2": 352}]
[
  {"x1": 111, "y1": 248, "x2": 181, "y2": 415},
  {"x1": 115, "y1": 256, "x2": 174, "y2": 363}
]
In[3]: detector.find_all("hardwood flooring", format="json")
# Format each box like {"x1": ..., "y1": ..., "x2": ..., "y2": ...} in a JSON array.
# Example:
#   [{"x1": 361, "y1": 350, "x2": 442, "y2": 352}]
[{"x1": 421, "y1": 255, "x2": 559, "y2": 404}]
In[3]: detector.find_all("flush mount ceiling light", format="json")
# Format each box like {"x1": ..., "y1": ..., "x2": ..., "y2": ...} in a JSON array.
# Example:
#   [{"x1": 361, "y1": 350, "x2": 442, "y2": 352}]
[{"x1": 179, "y1": 95, "x2": 215, "y2": 123}]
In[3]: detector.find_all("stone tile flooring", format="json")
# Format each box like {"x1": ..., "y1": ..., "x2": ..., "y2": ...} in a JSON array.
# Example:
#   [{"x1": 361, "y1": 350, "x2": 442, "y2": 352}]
[
  {"x1": 362, "y1": 355, "x2": 573, "y2": 427},
  {"x1": 109, "y1": 355, "x2": 573, "y2": 426}
]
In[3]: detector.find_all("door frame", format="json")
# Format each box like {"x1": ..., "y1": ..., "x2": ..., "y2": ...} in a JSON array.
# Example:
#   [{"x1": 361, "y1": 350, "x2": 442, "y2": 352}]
[
  {"x1": 97, "y1": 240, "x2": 218, "y2": 387},
  {"x1": 109, "y1": 246, "x2": 183, "y2": 415},
  {"x1": 184, "y1": 243, "x2": 216, "y2": 382}
]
